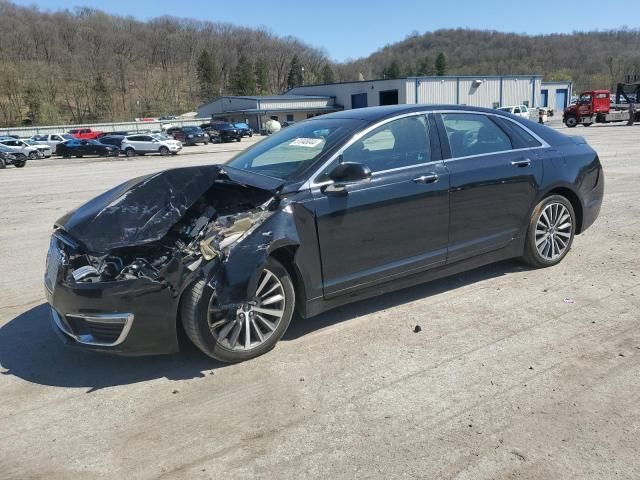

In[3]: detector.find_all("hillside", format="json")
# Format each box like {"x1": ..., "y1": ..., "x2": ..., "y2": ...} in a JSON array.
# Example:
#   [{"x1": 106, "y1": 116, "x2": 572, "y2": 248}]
[
  {"x1": 1, "y1": 0, "x2": 639, "y2": 127},
  {"x1": 0, "y1": 1, "x2": 331, "y2": 126},
  {"x1": 337, "y1": 28, "x2": 640, "y2": 92}
]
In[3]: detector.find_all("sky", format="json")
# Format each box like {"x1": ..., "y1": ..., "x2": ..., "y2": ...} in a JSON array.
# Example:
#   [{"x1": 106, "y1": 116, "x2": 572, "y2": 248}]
[{"x1": 13, "y1": 0, "x2": 638, "y2": 62}]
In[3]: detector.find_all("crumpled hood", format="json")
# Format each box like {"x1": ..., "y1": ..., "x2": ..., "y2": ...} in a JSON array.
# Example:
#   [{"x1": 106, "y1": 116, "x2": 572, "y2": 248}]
[{"x1": 55, "y1": 164, "x2": 283, "y2": 253}]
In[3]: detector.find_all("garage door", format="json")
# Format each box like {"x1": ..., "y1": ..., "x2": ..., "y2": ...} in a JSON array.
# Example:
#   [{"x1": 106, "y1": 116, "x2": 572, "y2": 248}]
[
  {"x1": 540, "y1": 89, "x2": 548, "y2": 107},
  {"x1": 351, "y1": 93, "x2": 368, "y2": 109},
  {"x1": 555, "y1": 89, "x2": 568, "y2": 110}
]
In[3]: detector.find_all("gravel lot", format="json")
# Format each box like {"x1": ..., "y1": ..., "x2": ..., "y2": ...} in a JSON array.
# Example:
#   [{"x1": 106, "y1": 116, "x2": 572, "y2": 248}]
[{"x1": 1, "y1": 123, "x2": 639, "y2": 479}]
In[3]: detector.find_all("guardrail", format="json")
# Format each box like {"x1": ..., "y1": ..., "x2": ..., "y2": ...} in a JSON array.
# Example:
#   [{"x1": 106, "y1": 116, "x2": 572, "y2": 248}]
[{"x1": 0, "y1": 118, "x2": 212, "y2": 138}]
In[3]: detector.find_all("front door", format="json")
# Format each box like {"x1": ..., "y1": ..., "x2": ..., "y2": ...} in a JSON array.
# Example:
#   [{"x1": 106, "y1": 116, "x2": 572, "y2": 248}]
[
  {"x1": 437, "y1": 112, "x2": 544, "y2": 262},
  {"x1": 313, "y1": 114, "x2": 450, "y2": 297}
]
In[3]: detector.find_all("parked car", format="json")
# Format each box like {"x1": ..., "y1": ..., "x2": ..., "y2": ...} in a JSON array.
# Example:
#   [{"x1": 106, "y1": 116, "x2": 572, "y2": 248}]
[
  {"x1": 99, "y1": 135, "x2": 126, "y2": 150},
  {"x1": 56, "y1": 139, "x2": 119, "y2": 158},
  {"x1": 24, "y1": 140, "x2": 53, "y2": 158},
  {"x1": 44, "y1": 105, "x2": 603, "y2": 362},
  {"x1": 30, "y1": 133, "x2": 75, "y2": 153},
  {"x1": 0, "y1": 139, "x2": 43, "y2": 159},
  {"x1": 497, "y1": 105, "x2": 530, "y2": 118},
  {"x1": 234, "y1": 123, "x2": 254, "y2": 137},
  {"x1": 166, "y1": 126, "x2": 209, "y2": 146},
  {"x1": 0, "y1": 144, "x2": 27, "y2": 168},
  {"x1": 67, "y1": 128, "x2": 105, "y2": 140},
  {"x1": 109, "y1": 131, "x2": 130, "y2": 136},
  {"x1": 201, "y1": 122, "x2": 241, "y2": 142},
  {"x1": 120, "y1": 134, "x2": 182, "y2": 157}
]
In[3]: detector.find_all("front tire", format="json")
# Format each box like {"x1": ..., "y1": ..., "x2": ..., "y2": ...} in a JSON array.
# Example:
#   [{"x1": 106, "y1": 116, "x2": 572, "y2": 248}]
[
  {"x1": 14, "y1": 161, "x2": 26, "y2": 168},
  {"x1": 159, "y1": 146, "x2": 169, "y2": 156},
  {"x1": 181, "y1": 257, "x2": 295, "y2": 362},
  {"x1": 565, "y1": 116, "x2": 578, "y2": 128},
  {"x1": 0, "y1": 158, "x2": 5, "y2": 169},
  {"x1": 28, "y1": 151, "x2": 38, "y2": 160},
  {"x1": 522, "y1": 195, "x2": 575, "y2": 268}
]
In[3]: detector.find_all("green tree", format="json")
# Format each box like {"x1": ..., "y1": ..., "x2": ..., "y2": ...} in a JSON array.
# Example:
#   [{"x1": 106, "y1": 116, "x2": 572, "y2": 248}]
[
  {"x1": 287, "y1": 55, "x2": 304, "y2": 89},
  {"x1": 23, "y1": 83, "x2": 41, "y2": 123},
  {"x1": 230, "y1": 56, "x2": 256, "y2": 95},
  {"x1": 321, "y1": 63, "x2": 335, "y2": 84},
  {"x1": 435, "y1": 53, "x2": 447, "y2": 76},
  {"x1": 416, "y1": 56, "x2": 434, "y2": 76},
  {"x1": 255, "y1": 58, "x2": 269, "y2": 94},
  {"x1": 92, "y1": 74, "x2": 111, "y2": 120},
  {"x1": 196, "y1": 50, "x2": 219, "y2": 101},
  {"x1": 383, "y1": 61, "x2": 402, "y2": 79}
]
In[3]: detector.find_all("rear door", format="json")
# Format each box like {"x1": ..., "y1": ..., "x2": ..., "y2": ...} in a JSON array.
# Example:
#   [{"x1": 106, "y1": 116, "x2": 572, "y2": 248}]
[
  {"x1": 436, "y1": 111, "x2": 544, "y2": 262},
  {"x1": 313, "y1": 113, "x2": 450, "y2": 297},
  {"x1": 126, "y1": 135, "x2": 145, "y2": 151}
]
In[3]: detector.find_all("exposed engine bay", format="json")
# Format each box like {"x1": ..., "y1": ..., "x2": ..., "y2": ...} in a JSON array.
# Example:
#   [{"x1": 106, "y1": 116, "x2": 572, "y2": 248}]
[{"x1": 63, "y1": 180, "x2": 276, "y2": 285}]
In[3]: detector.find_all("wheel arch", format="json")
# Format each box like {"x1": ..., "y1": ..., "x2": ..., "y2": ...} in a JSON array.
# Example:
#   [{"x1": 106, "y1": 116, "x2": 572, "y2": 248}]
[
  {"x1": 269, "y1": 244, "x2": 307, "y2": 318},
  {"x1": 540, "y1": 185, "x2": 584, "y2": 234}
]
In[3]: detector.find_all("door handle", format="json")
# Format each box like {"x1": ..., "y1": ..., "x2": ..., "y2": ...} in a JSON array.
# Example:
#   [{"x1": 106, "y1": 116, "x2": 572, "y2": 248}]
[
  {"x1": 511, "y1": 159, "x2": 531, "y2": 168},
  {"x1": 413, "y1": 173, "x2": 439, "y2": 184}
]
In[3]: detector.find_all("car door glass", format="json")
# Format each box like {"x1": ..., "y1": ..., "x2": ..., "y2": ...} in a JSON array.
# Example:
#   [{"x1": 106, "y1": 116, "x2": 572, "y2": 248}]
[
  {"x1": 441, "y1": 113, "x2": 513, "y2": 158},
  {"x1": 513, "y1": 107, "x2": 521, "y2": 114},
  {"x1": 493, "y1": 117, "x2": 542, "y2": 148},
  {"x1": 341, "y1": 115, "x2": 430, "y2": 173}
]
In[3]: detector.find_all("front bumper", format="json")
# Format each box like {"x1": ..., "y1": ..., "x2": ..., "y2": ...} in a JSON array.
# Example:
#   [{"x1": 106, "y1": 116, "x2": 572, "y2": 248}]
[{"x1": 45, "y1": 237, "x2": 180, "y2": 355}]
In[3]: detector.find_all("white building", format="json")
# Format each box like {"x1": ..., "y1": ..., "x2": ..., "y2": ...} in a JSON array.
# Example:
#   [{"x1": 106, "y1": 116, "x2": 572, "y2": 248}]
[
  {"x1": 288, "y1": 76, "x2": 571, "y2": 112},
  {"x1": 540, "y1": 81, "x2": 573, "y2": 112},
  {"x1": 197, "y1": 95, "x2": 341, "y2": 131},
  {"x1": 197, "y1": 76, "x2": 573, "y2": 130}
]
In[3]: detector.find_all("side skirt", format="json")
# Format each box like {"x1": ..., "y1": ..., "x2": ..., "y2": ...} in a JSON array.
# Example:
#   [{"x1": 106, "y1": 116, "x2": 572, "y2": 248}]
[{"x1": 303, "y1": 239, "x2": 524, "y2": 319}]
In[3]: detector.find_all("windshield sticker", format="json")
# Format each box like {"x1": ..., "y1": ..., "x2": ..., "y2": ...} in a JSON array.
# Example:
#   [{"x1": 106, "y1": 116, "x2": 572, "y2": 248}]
[{"x1": 289, "y1": 138, "x2": 323, "y2": 148}]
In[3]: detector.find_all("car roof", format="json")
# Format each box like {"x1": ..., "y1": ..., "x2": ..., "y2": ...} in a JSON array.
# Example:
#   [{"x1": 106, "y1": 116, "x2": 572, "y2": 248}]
[{"x1": 312, "y1": 104, "x2": 518, "y2": 122}]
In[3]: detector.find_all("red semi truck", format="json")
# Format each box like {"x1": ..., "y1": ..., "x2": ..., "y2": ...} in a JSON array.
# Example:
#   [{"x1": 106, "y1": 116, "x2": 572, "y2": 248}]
[{"x1": 563, "y1": 82, "x2": 639, "y2": 127}]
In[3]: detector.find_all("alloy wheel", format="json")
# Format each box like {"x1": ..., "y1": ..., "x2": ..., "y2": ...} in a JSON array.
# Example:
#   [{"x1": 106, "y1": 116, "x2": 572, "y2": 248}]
[
  {"x1": 208, "y1": 269, "x2": 286, "y2": 351},
  {"x1": 535, "y1": 202, "x2": 573, "y2": 261}
]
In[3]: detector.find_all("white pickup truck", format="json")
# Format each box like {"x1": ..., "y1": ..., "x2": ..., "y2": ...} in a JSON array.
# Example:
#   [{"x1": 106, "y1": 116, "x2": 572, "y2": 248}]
[{"x1": 30, "y1": 133, "x2": 75, "y2": 154}]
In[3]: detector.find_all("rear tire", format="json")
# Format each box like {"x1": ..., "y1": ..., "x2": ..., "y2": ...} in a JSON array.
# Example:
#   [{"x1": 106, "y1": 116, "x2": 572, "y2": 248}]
[
  {"x1": 125, "y1": 148, "x2": 136, "y2": 157},
  {"x1": 522, "y1": 195, "x2": 576, "y2": 268},
  {"x1": 0, "y1": 158, "x2": 5, "y2": 169},
  {"x1": 181, "y1": 257, "x2": 295, "y2": 363}
]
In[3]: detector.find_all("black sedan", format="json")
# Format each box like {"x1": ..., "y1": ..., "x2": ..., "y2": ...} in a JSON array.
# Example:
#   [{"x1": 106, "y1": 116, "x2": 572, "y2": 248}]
[
  {"x1": 57, "y1": 139, "x2": 119, "y2": 158},
  {"x1": 45, "y1": 105, "x2": 603, "y2": 362}
]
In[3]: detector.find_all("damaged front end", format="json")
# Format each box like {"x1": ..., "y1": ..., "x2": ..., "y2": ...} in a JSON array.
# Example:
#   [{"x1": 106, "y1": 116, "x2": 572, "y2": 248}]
[{"x1": 45, "y1": 164, "x2": 287, "y2": 355}]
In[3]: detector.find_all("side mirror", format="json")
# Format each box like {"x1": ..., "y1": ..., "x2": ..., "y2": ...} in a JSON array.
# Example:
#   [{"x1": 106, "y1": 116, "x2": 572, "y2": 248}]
[{"x1": 321, "y1": 162, "x2": 372, "y2": 195}]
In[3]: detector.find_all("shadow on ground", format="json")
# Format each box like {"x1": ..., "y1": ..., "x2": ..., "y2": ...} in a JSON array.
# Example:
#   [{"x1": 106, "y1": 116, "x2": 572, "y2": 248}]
[{"x1": 0, "y1": 260, "x2": 526, "y2": 391}]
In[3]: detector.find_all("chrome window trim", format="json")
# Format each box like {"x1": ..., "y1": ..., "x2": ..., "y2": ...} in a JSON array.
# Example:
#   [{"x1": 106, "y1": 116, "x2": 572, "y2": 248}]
[
  {"x1": 302, "y1": 111, "x2": 433, "y2": 190},
  {"x1": 436, "y1": 110, "x2": 550, "y2": 162},
  {"x1": 301, "y1": 109, "x2": 549, "y2": 191},
  {"x1": 51, "y1": 309, "x2": 135, "y2": 347}
]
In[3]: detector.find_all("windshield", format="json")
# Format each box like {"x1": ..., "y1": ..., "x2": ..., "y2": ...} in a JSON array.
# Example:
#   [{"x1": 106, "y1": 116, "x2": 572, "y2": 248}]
[{"x1": 226, "y1": 118, "x2": 364, "y2": 181}]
